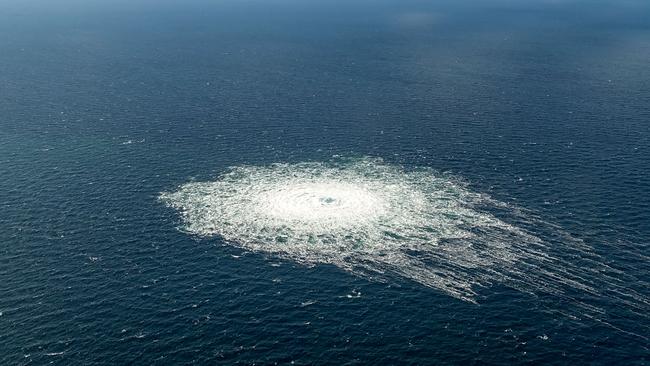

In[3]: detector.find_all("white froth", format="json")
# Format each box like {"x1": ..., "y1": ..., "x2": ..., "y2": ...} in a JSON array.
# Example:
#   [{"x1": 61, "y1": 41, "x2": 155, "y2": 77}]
[
  {"x1": 161, "y1": 157, "x2": 535, "y2": 301},
  {"x1": 160, "y1": 156, "x2": 650, "y2": 334},
  {"x1": 255, "y1": 181, "x2": 387, "y2": 225}
]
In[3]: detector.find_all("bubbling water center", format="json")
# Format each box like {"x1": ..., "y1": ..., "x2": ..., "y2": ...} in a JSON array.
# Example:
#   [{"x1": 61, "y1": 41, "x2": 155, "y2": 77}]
[
  {"x1": 161, "y1": 157, "x2": 561, "y2": 302},
  {"x1": 256, "y1": 181, "x2": 388, "y2": 225},
  {"x1": 161, "y1": 156, "x2": 649, "y2": 332}
]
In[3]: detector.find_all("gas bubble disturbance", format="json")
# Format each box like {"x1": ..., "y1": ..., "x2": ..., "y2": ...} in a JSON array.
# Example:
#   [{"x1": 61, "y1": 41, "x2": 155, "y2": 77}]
[{"x1": 161, "y1": 157, "x2": 649, "y2": 335}]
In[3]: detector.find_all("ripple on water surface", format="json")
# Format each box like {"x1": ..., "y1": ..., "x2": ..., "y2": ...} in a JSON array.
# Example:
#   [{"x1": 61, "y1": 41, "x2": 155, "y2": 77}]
[{"x1": 160, "y1": 158, "x2": 644, "y2": 311}]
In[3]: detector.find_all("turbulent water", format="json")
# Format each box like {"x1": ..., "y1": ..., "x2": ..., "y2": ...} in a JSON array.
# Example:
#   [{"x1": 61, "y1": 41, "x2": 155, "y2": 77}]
[{"x1": 161, "y1": 157, "x2": 647, "y2": 322}]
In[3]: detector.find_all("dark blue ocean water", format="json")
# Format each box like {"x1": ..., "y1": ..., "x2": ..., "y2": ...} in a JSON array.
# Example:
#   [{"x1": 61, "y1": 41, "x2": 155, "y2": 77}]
[{"x1": 1, "y1": 0, "x2": 649, "y2": 364}]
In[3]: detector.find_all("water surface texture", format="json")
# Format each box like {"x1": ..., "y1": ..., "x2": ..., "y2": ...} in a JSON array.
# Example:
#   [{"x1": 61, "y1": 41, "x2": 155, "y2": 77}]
[{"x1": 1, "y1": 0, "x2": 649, "y2": 364}]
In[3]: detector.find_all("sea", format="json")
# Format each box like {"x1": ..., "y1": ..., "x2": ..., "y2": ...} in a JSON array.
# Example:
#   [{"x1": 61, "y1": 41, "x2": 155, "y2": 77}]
[{"x1": 1, "y1": 0, "x2": 649, "y2": 364}]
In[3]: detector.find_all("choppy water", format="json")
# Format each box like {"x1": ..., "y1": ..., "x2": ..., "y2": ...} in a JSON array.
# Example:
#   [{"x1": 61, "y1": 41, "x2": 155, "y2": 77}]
[{"x1": 1, "y1": 0, "x2": 650, "y2": 364}]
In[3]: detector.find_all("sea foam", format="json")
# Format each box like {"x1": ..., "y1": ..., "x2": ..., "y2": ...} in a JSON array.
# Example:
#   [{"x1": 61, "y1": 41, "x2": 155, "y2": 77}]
[
  {"x1": 160, "y1": 157, "x2": 650, "y2": 339},
  {"x1": 161, "y1": 157, "x2": 569, "y2": 302}
]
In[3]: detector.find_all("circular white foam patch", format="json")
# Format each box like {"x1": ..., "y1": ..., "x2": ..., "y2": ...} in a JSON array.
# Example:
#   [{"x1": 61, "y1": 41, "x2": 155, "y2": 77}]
[
  {"x1": 160, "y1": 157, "x2": 550, "y2": 302},
  {"x1": 161, "y1": 157, "x2": 650, "y2": 339}
]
